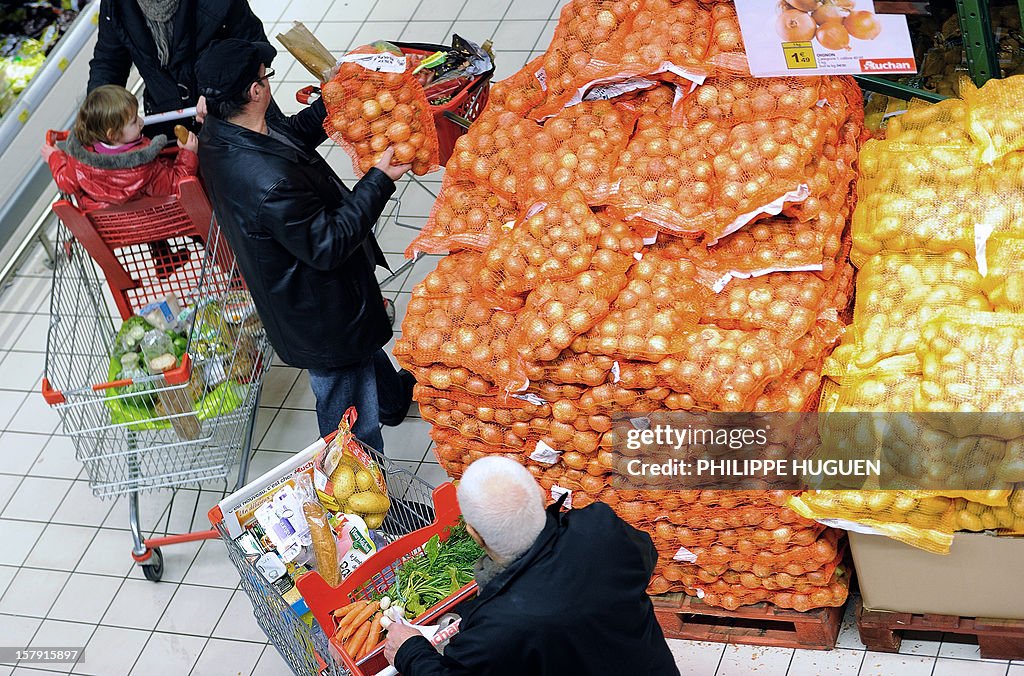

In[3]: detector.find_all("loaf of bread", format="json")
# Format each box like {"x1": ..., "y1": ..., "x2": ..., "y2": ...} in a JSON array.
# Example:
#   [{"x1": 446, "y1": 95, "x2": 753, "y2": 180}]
[{"x1": 303, "y1": 501, "x2": 341, "y2": 587}]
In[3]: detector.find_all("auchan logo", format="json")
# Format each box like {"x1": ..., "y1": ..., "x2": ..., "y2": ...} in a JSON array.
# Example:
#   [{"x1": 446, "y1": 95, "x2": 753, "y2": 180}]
[{"x1": 859, "y1": 58, "x2": 916, "y2": 72}]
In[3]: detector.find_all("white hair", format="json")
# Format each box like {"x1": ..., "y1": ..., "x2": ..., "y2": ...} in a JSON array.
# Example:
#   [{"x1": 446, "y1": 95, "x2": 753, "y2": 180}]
[{"x1": 457, "y1": 456, "x2": 546, "y2": 564}]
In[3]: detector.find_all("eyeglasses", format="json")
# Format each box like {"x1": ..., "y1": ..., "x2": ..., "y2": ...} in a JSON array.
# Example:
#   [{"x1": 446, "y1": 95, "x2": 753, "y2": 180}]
[{"x1": 253, "y1": 69, "x2": 275, "y2": 85}]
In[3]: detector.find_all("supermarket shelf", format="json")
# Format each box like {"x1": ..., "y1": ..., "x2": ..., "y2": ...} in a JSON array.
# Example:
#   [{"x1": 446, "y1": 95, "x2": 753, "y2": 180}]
[
  {"x1": 957, "y1": 0, "x2": 1001, "y2": 86},
  {"x1": 853, "y1": 75, "x2": 947, "y2": 102}
]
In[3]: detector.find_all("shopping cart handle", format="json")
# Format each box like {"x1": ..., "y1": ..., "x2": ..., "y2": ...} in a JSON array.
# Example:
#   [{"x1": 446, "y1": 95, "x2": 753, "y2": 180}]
[
  {"x1": 297, "y1": 85, "x2": 321, "y2": 105},
  {"x1": 46, "y1": 129, "x2": 68, "y2": 146}
]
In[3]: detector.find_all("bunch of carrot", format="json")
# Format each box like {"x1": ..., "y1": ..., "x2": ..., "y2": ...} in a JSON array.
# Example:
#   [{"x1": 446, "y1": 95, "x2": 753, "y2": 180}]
[{"x1": 332, "y1": 600, "x2": 385, "y2": 662}]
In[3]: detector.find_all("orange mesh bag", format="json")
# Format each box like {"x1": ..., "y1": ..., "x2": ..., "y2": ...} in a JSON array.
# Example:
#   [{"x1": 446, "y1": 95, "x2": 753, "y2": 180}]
[
  {"x1": 961, "y1": 76, "x2": 1024, "y2": 164},
  {"x1": 521, "y1": 100, "x2": 639, "y2": 204},
  {"x1": 487, "y1": 57, "x2": 548, "y2": 117},
  {"x1": 703, "y1": 2, "x2": 747, "y2": 75},
  {"x1": 677, "y1": 76, "x2": 822, "y2": 127},
  {"x1": 784, "y1": 116, "x2": 862, "y2": 224},
  {"x1": 529, "y1": 0, "x2": 645, "y2": 120},
  {"x1": 826, "y1": 251, "x2": 990, "y2": 376},
  {"x1": 667, "y1": 575, "x2": 850, "y2": 611},
  {"x1": 623, "y1": 83, "x2": 678, "y2": 126},
  {"x1": 752, "y1": 364, "x2": 824, "y2": 413},
  {"x1": 981, "y1": 234, "x2": 1024, "y2": 313},
  {"x1": 574, "y1": 240, "x2": 710, "y2": 361},
  {"x1": 618, "y1": 327, "x2": 792, "y2": 411},
  {"x1": 322, "y1": 44, "x2": 440, "y2": 176},
  {"x1": 511, "y1": 258, "x2": 632, "y2": 363},
  {"x1": 523, "y1": 351, "x2": 617, "y2": 387},
  {"x1": 406, "y1": 178, "x2": 519, "y2": 256},
  {"x1": 394, "y1": 291, "x2": 523, "y2": 389},
  {"x1": 409, "y1": 364, "x2": 498, "y2": 396},
  {"x1": 579, "y1": 0, "x2": 711, "y2": 88},
  {"x1": 479, "y1": 190, "x2": 618, "y2": 300},
  {"x1": 414, "y1": 384, "x2": 549, "y2": 423},
  {"x1": 444, "y1": 109, "x2": 542, "y2": 200}
]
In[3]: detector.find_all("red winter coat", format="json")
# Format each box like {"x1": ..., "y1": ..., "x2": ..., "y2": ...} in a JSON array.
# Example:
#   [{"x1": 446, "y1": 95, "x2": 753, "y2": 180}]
[{"x1": 47, "y1": 132, "x2": 198, "y2": 211}]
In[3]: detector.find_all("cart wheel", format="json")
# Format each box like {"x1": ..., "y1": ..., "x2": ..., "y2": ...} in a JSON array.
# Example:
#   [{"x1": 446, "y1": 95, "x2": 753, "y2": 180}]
[{"x1": 141, "y1": 548, "x2": 164, "y2": 582}]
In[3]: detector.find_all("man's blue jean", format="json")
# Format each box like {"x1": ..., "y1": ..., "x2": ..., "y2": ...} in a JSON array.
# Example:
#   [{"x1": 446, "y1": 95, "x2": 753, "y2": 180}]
[{"x1": 307, "y1": 349, "x2": 405, "y2": 451}]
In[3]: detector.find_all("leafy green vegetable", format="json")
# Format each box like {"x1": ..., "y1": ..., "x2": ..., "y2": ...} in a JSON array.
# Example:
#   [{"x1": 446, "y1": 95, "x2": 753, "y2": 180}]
[{"x1": 390, "y1": 520, "x2": 484, "y2": 619}]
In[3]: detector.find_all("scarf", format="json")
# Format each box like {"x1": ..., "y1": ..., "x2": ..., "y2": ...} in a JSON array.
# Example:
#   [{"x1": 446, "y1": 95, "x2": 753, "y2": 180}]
[{"x1": 137, "y1": 0, "x2": 180, "y2": 67}]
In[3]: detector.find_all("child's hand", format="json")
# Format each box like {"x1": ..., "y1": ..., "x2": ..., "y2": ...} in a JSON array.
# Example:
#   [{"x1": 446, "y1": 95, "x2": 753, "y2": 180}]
[
  {"x1": 41, "y1": 144, "x2": 57, "y2": 161},
  {"x1": 179, "y1": 131, "x2": 199, "y2": 154}
]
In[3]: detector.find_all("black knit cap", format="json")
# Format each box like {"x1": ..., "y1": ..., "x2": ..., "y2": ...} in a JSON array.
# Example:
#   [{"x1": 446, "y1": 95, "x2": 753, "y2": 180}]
[{"x1": 195, "y1": 39, "x2": 276, "y2": 105}]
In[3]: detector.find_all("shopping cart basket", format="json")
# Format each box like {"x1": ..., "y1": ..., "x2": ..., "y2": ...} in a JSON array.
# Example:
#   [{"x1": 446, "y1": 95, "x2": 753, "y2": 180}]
[
  {"x1": 209, "y1": 434, "x2": 458, "y2": 676},
  {"x1": 41, "y1": 130, "x2": 273, "y2": 580}
]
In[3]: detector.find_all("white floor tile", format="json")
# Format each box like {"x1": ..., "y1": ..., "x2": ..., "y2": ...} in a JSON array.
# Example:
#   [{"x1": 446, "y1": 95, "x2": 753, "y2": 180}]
[
  {"x1": 101, "y1": 578, "x2": 177, "y2": 631},
  {"x1": 667, "y1": 639, "x2": 723, "y2": 676},
  {"x1": 28, "y1": 435, "x2": 82, "y2": 480},
  {"x1": 281, "y1": 371, "x2": 315, "y2": 410},
  {"x1": 0, "y1": 276, "x2": 49, "y2": 314},
  {"x1": 368, "y1": 2, "x2": 418, "y2": 21},
  {"x1": 858, "y1": 652, "x2": 936, "y2": 676},
  {"x1": 0, "y1": 518, "x2": 45, "y2": 565},
  {"x1": 30, "y1": 620, "x2": 95, "y2": 668},
  {"x1": 0, "y1": 432, "x2": 51, "y2": 475},
  {"x1": 0, "y1": 350, "x2": 45, "y2": 391},
  {"x1": 491, "y1": 19, "x2": 545, "y2": 50},
  {"x1": 0, "y1": 614, "x2": 42, "y2": 659},
  {"x1": 258, "y1": 408, "x2": 318, "y2": 451},
  {"x1": 251, "y1": 645, "x2": 291, "y2": 676},
  {"x1": 400, "y1": 20, "x2": 453, "y2": 44},
  {"x1": 0, "y1": 315, "x2": 35, "y2": 353},
  {"x1": 77, "y1": 528, "x2": 136, "y2": 577},
  {"x1": 281, "y1": 0, "x2": 330, "y2": 23},
  {"x1": 52, "y1": 482, "x2": 116, "y2": 528},
  {"x1": 11, "y1": 316, "x2": 50, "y2": 351},
  {"x1": 156, "y1": 584, "x2": 233, "y2": 636},
  {"x1": 129, "y1": 632, "x2": 206, "y2": 676},
  {"x1": 213, "y1": 590, "x2": 267, "y2": 643},
  {"x1": 314, "y1": 21, "x2": 362, "y2": 52},
  {"x1": 458, "y1": 0, "x2": 512, "y2": 20},
  {"x1": 257, "y1": 366, "x2": 299, "y2": 408},
  {"x1": 836, "y1": 601, "x2": 867, "y2": 651},
  {"x1": 382, "y1": 418, "x2": 432, "y2": 461},
  {"x1": 0, "y1": 391, "x2": 28, "y2": 428},
  {"x1": 787, "y1": 647, "x2": 864, "y2": 676},
  {"x1": 2, "y1": 477, "x2": 73, "y2": 522},
  {"x1": 414, "y1": 0, "x2": 467, "y2": 21},
  {"x1": 933, "y1": 657, "x2": 1008, "y2": 675},
  {"x1": 324, "y1": 0, "x2": 374, "y2": 21},
  {"x1": 897, "y1": 632, "x2": 942, "y2": 657},
  {"x1": 72, "y1": 626, "x2": 149, "y2": 676},
  {"x1": 189, "y1": 638, "x2": 263, "y2": 676},
  {"x1": 350, "y1": 21, "x2": 409, "y2": 48},
  {"x1": 715, "y1": 645, "x2": 793, "y2": 676},
  {"x1": 181, "y1": 540, "x2": 241, "y2": 589},
  {"x1": 25, "y1": 524, "x2": 97, "y2": 572},
  {"x1": 7, "y1": 394, "x2": 60, "y2": 434},
  {"x1": 48, "y1": 573, "x2": 123, "y2": 624},
  {"x1": 0, "y1": 475, "x2": 21, "y2": 512},
  {"x1": 505, "y1": 0, "x2": 561, "y2": 20},
  {"x1": 249, "y1": 0, "x2": 285, "y2": 23},
  {"x1": 0, "y1": 565, "x2": 17, "y2": 599},
  {"x1": 1009, "y1": 665, "x2": 1024, "y2": 675},
  {"x1": 0, "y1": 568, "x2": 68, "y2": 617}
]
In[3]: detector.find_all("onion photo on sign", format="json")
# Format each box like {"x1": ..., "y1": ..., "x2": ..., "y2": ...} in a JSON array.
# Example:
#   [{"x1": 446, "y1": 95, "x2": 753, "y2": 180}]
[{"x1": 774, "y1": 0, "x2": 881, "y2": 51}]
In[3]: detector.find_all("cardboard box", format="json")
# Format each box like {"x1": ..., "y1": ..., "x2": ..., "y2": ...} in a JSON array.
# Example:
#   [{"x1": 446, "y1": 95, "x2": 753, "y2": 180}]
[{"x1": 849, "y1": 530, "x2": 1024, "y2": 620}]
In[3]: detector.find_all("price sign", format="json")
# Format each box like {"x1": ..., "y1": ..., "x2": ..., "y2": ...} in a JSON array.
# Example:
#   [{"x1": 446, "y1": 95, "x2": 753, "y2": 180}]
[{"x1": 734, "y1": 0, "x2": 917, "y2": 77}]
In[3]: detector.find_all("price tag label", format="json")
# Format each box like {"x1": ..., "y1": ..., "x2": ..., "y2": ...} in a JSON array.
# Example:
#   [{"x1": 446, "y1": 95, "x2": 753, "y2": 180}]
[
  {"x1": 782, "y1": 42, "x2": 817, "y2": 70},
  {"x1": 340, "y1": 51, "x2": 406, "y2": 73},
  {"x1": 734, "y1": 0, "x2": 916, "y2": 77}
]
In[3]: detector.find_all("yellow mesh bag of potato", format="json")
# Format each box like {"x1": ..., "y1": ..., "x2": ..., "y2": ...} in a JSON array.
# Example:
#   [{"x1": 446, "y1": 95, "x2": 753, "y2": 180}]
[
  {"x1": 884, "y1": 97, "x2": 971, "y2": 146},
  {"x1": 981, "y1": 234, "x2": 1024, "y2": 313},
  {"x1": 961, "y1": 75, "x2": 1024, "y2": 164}
]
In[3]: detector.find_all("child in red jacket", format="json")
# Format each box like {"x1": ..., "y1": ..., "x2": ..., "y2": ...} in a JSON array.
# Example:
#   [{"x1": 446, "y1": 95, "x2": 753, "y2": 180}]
[{"x1": 42, "y1": 84, "x2": 200, "y2": 278}]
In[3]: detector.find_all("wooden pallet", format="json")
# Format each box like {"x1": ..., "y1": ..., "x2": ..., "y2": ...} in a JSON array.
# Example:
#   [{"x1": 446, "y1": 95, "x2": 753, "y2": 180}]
[
  {"x1": 856, "y1": 599, "x2": 1024, "y2": 661},
  {"x1": 651, "y1": 593, "x2": 844, "y2": 651}
]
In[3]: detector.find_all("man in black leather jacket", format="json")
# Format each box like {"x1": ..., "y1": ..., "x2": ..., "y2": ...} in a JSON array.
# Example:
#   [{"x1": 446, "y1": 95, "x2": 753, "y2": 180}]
[{"x1": 195, "y1": 40, "x2": 415, "y2": 450}]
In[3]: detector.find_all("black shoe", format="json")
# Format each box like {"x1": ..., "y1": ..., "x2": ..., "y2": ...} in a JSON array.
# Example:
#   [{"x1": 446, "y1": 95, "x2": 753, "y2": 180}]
[
  {"x1": 384, "y1": 297, "x2": 396, "y2": 327},
  {"x1": 380, "y1": 369, "x2": 416, "y2": 426}
]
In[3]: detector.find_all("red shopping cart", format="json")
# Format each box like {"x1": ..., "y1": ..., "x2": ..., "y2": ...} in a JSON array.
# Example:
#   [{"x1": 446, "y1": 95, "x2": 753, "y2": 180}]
[{"x1": 41, "y1": 123, "x2": 272, "y2": 581}]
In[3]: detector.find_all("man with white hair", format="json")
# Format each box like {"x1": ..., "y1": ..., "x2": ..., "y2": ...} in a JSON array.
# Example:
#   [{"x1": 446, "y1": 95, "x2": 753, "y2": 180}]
[{"x1": 385, "y1": 456, "x2": 679, "y2": 675}]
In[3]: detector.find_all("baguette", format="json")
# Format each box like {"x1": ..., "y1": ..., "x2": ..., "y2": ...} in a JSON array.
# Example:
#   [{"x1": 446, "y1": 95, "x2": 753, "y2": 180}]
[{"x1": 303, "y1": 502, "x2": 340, "y2": 587}]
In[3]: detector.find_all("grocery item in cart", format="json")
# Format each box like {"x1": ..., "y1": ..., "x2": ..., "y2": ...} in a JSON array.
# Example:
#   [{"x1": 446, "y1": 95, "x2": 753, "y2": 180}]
[
  {"x1": 276, "y1": 21, "x2": 337, "y2": 82},
  {"x1": 322, "y1": 41, "x2": 440, "y2": 176},
  {"x1": 315, "y1": 407, "x2": 391, "y2": 529}
]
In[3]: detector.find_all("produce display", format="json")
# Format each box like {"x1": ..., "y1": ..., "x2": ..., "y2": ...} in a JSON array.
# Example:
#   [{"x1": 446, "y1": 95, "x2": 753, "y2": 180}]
[
  {"x1": 397, "y1": 0, "x2": 869, "y2": 611},
  {"x1": 805, "y1": 77, "x2": 1024, "y2": 553},
  {"x1": 0, "y1": 0, "x2": 81, "y2": 117}
]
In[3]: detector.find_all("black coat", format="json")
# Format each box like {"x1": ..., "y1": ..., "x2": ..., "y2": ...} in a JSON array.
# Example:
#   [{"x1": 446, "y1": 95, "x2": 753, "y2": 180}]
[
  {"x1": 197, "y1": 99, "x2": 396, "y2": 370},
  {"x1": 88, "y1": 0, "x2": 269, "y2": 115},
  {"x1": 395, "y1": 500, "x2": 680, "y2": 676}
]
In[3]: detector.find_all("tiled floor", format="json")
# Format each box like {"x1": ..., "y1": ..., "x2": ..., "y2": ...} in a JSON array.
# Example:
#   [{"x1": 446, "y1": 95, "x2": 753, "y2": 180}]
[{"x1": 0, "y1": 0, "x2": 1019, "y2": 674}]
